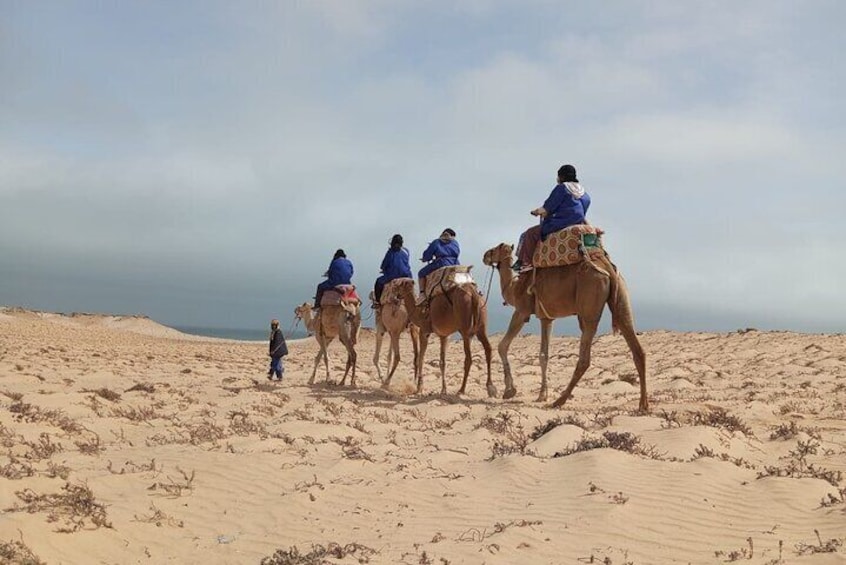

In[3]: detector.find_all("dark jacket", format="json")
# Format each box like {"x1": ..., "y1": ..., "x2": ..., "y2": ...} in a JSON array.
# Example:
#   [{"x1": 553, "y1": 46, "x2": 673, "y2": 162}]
[
  {"x1": 380, "y1": 247, "x2": 413, "y2": 280},
  {"x1": 269, "y1": 328, "x2": 288, "y2": 358}
]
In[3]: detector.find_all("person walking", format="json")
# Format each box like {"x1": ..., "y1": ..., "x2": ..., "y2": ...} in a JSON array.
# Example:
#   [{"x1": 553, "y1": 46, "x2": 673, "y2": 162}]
[{"x1": 268, "y1": 319, "x2": 288, "y2": 381}]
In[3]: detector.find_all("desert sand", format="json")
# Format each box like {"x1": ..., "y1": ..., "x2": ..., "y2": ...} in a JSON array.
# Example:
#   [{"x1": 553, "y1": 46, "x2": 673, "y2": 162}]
[{"x1": 1, "y1": 306, "x2": 844, "y2": 564}]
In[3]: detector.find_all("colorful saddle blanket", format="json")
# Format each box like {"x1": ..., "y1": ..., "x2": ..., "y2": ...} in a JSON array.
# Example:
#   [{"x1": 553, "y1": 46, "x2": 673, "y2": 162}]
[
  {"x1": 424, "y1": 266, "x2": 474, "y2": 299},
  {"x1": 320, "y1": 284, "x2": 361, "y2": 307},
  {"x1": 532, "y1": 224, "x2": 605, "y2": 269}
]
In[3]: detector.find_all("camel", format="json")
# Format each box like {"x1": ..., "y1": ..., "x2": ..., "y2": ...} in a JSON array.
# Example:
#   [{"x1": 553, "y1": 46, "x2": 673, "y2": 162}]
[
  {"x1": 371, "y1": 280, "x2": 420, "y2": 388},
  {"x1": 294, "y1": 300, "x2": 361, "y2": 387},
  {"x1": 394, "y1": 276, "x2": 496, "y2": 398},
  {"x1": 482, "y1": 243, "x2": 647, "y2": 411}
]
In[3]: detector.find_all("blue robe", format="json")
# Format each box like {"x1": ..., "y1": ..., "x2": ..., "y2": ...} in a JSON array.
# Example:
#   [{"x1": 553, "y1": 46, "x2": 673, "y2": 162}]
[
  {"x1": 418, "y1": 238, "x2": 460, "y2": 278},
  {"x1": 317, "y1": 257, "x2": 354, "y2": 297},
  {"x1": 540, "y1": 182, "x2": 591, "y2": 238},
  {"x1": 375, "y1": 247, "x2": 412, "y2": 300}
]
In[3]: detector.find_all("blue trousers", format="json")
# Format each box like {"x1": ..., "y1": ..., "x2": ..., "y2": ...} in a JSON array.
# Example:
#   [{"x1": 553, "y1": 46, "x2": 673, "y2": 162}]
[{"x1": 269, "y1": 357, "x2": 285, "y2": 379}]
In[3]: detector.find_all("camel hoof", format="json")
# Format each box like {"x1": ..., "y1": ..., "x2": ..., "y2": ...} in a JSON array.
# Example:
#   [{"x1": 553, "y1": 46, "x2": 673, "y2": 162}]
[
  {"x1": 440, "y1": 387, "x2": 447, "y2": 396},
  {"x1": 457, "y1": 388, "x2": 466, "y2": 396},
  {"x1": 381, "y1": 381, "x2": 391, "y2": 390},
  {"x1": 503, "y1": 387, "x2": 517, "y2": 400},
  {"x1": 486, "y1": 385, "x2": 498, "y2": 398},
  {"x1": 550, "y1": 396, "x2": 566, "y2": 409}
]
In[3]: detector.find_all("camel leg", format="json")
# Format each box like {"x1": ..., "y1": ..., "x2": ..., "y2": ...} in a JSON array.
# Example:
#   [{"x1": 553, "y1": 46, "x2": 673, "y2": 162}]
[
  {"x1": 552, "y1": 317, "x2": 599, "y2": 408},
  {"x1": 373, "y1": 321, "x2": 384, "y2": 383},
  {"x1": 537, "y1": 318, "x2": 553, "y2": 402},
  {"x1": 439, "y1": 335, "x2": 448, "y2": 395},
  {"x1": 458, "y1": 334, "x2": 472, "y2": 395},
  {"x1": 322, "y1": 338, "x2": 333, "y2": 384},
  {"x1": 416, "y1": 332, "x2": 430, "y2": 394},
  {"x1": 410, "y1": 325, "x2": 420, "y2": 386},
  {"x1": 619, "y1": 323, "x2": 648, "y2": 412},
  {"x1": 348, "y1": 342, "x2": 358, "y2": 387},
  {"x1": 498, "y1": 311, "x2": 529, "y2": 399},
  {"x1": 349, "y1": 310, "x2": 360, "y2": 387},
  {"x1": 309, "y1": 348, "x2": 322, "y2": 385},
  {"x1": 477, "y1": 329, "x2": 496, "y2": 398},
  {"x1": 385, "y1": 331, "x2": 402, "y2": 387}
]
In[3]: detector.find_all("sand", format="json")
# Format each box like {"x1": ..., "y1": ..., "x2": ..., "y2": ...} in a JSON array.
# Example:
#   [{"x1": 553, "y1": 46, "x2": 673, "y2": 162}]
[{"x1": 1, "y1": 307, "x2": 844, "y2": 564}]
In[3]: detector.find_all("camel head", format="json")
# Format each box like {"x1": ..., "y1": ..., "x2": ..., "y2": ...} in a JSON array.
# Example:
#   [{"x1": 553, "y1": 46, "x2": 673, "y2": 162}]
[
  {"x1": 294, "y1": 303, "x2": 312, "y2": 320},
  {"x1": 482, "y1": 243, "x2": 514, "y2": 267},
  {"x1": 394, "y1": 278, "x2": 416, "y2": 296}
]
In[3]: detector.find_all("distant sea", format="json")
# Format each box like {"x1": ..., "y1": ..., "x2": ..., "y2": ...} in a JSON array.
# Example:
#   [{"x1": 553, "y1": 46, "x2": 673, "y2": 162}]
[{"x1": 173, "y1": 325, "x2": 309, "y2": 341}]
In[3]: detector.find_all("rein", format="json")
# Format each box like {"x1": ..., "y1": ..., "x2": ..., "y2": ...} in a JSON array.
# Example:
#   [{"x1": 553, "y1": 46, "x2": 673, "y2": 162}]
[
  {"x1": 482, "y1": 264, "x2": 496, "y2": 307},
  {"x1": 285, "y1": 317, "x2": 300, "y2": 340}
]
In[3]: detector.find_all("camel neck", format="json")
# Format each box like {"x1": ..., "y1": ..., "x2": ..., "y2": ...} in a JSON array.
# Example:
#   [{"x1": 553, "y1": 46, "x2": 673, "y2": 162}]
[{"x1": 497, "y1": 260, "x2": 517, "y2": 304}]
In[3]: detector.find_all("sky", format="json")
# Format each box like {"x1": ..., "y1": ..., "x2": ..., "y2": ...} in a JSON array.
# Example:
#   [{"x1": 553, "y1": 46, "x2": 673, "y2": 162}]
[{"x1": 1, "y1": 1, "x2": 844, "y2": 336}]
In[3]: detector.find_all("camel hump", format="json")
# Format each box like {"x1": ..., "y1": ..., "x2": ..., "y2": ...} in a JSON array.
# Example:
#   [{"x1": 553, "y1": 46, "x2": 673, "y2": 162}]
[{"x1": 533, "y1": 224, "x2": 605, "y2": 269}]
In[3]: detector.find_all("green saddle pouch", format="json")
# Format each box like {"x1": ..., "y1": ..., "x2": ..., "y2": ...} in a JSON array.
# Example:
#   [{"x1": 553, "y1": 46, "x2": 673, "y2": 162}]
[{"x1": 581, "y1": 233, "x2": 600, "y2": 248}]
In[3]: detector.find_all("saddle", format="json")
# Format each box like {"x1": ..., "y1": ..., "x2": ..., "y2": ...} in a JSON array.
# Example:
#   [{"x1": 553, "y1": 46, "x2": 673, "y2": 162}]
[
  {"x1": 532, "y1": 224, "x2": 606, "y2": 269},
  {"x1": 381, "y1": 278, "x2": 412, "y2": 306},
  {"x1": 320, "y1": 284, "x2": 361, "y2": 307},
  {"x1": 423, "y1": 266, "x2": 475, "y2": 299}
]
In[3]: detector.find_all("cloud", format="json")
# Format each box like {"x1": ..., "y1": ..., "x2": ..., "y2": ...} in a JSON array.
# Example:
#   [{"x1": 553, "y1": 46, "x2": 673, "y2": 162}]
[{"x1": 1, "y1": 1, "x2": 844, "y2": 332}]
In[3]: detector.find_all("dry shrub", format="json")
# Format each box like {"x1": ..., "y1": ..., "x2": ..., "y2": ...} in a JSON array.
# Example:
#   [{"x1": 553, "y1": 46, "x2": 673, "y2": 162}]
[
  {"x1": 133, "y1": 502, "x2": 184, "y2": 528},
  {"x1": 261, "y1": 542, "x2": 377, "y2": 565},
  {"x1": 1, "y1": 456, "x2": 35, "y2": 480},
  {"x1": 0, "y1": 538, "x2": 46, "y2": 565},
  {"x1": 330, "y1": 436, "x2": 372, "y2": 461},
  {"x1": 125, "y1": 383, "x2": 155, "y2": 394},
  {"x1": 81, "y1": 387, "x2": 122, "y2": 402},
  {"x1": 7, "y1": 482, "x2": 112, "y2": 532},
  {"x1": 318, "y1": 399, "x2": 345, "y2": 418},
  {"x1": 183, "y1": 418, "x2": 227, "y2": 445},
  {"x1": 45, "y1": 461, "x2": 71, "y2": 480},
  {"x1": 1, "y1": 390, "x2": 24, "y2": 402},
  {"x1": 106, "y1": 458, "x2": 160, "y2": 475},
  {"x1": 25, "y1": 433, "x2": 64, "y2": 460},
  {"x1": 691, "y1": 445, "x2": 755, "y2": 469},
  {"x1": 228, "y1": 411, "x2": 267, "y2": 438},
  {"x1": 796, "y1": 530, "x2": 843, "y2": 555},
  {"x1": 758, "y1": 439, "x2": 842, "y2": 487},
  {"x1": 658, "y1": 409, "x2": 683, "y2": 429},
  {"x1": 9, "y1": 402, "x2": 83, "y2": 434},
  {"x1": 0, "y1": 423, "x2": 16, "y2": 448},
  {"x1": 553, "y1": 431, "x2": 662, "y2": 459},
  {"x1": 715, "y1": 537, "x2": 754, "y2": 561},
  {"x1": 408, "y1": 408, "x2": 469, "y2": 432},
  {"x1": 690, "y1": 407, "x2": 752, "y2": 436},
  {"x1": 529, "y1": 415, "x2": 585, "y2": 442},
  {"x1": 483, "y1": 413, "x2": 530, "y2": 459},
  {"x1": 111, "y1": 405, "x2": 160, "y2": 422},
  {"x1": 148, "y1": 467, "x2": 195, "y2": 498},
  {"x1": 75, "y1": 433, "x2": 104, "y2": 456},
  {"x1": 769, "y1": 421, "x2": 821, "y2": 441},
  {"x1": 477, "y1": 411, "x2": 518, "y2": 435}
]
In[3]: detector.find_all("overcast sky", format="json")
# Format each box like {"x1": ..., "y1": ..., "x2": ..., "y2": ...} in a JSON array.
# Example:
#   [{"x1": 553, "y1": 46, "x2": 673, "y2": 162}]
[{"x1": 2, "y1": 1, "x2": 844, "y2": 335}]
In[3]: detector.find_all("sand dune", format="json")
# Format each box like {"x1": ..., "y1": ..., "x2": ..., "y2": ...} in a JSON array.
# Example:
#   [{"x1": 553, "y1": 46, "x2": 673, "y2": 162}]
[{"x1": 1, "y1": 309, "x2": 844, "y2": 564}]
